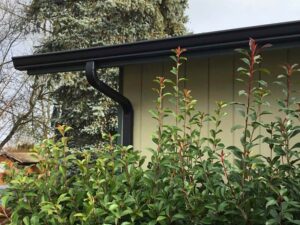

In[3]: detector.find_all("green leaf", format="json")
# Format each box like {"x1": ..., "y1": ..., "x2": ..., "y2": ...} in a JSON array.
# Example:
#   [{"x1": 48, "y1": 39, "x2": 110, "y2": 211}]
[
  {"x1": 238, "y1": 90, "x2": 247, "y2": 96},
  {"x1": 172, "y1": 213, "x2": 185, "y2": 221},
  {"x1": 217, "y1": 202, "x2": 228, "y2": 212},
  {"x1": 289, "y1": 128, "x2": 300, "y2": 138},
  {"x1": 241, "y1": 57, "x2": 250, "y2": 66},
  {"x1": 109, "y1": 204, "x2": 118, "y2": 211},
  {"x1": 73, "y1": 213, "x2": 85, "y2": 218},
  {"x1": 170, "y1": 55, "x2": 177, "y2": 62},
  {"x1": 121, "y1": 222, "x2": 132, "y2": 225},
  {"x1": 277, "y1": 74, "x2": 286, "y2": 79},
  {"x1": 157, "y1": 215, "x2": 166, "y2": 222},
  {"x1": 227, "y1": 146, "x2": 243, "y2": 159},
  {"x1": 201, "y1": 217, "x2": 213, "y2": 224},
  {"x1": 274, "y1": 146, "x2": 285, "y2": 156},
  {"x1": 180, "y1": 56, "x2": 187, "y2": 61},
  {"x1": 236, "y1": 78, "x2": 244, "y2": 82},
  {"x1": 266, "y1": 199, "x2": 277, "y2": 208},
  {"x1": 259, "y1": 110, "x2": 272, "y2": 116},
  {"x1": 291, "y1": 143, "x2": 300, "y2": 150},
  {"x1": 149, "y1": 110, "x2": 159, "y2": 120},
  {"x1": 170, "y1": 67, "x2": 177, "y2": 75},
  {"x1": 237, "y1": 109, "x2": 246, "y2": 117},
  {"x1": 30, "y1": 215, "x2": 40, "y2": 225},
  {"x1": 231, "y1": 124, "x2": 244, "y2": 132},
  {"x1": 1, "y1": 196, "x2": 9, "y2": 208},
  {"x1": 23, "y1": 216, "x2": 30, "y2": 225},
  {"x1": 257, "y1": 80, "x2": 268, "y2": 87},
  {"x1": 258, "y1": 68, "x2": 270, "y2": 74},
  {"x1": 266, "y1": 219, "x2": 278, "y2": 225},
  {"x1": 235, "y1": 48, "x2": 249, "y2": 56},
  {"x1": 148, "y1": 221, "x2": 157, "y2": 225},
  {"x1": 121, "y1": 208, "x2": 133, "y2": 216},
  {"x1": 205, "y1": 204, "x2": 216, "y2": 211},
  {"x1": 237, "y1": 67, "x2": 247, "y2": 72},
  {"x1": 57, "y1": 193, "x2": 70, "y2": 204}
]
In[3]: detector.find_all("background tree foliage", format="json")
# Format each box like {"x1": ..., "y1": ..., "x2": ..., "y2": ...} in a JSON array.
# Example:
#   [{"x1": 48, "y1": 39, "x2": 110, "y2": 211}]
[{"x1": 26, "y1": 0, "x2": 188, "y2": 147}]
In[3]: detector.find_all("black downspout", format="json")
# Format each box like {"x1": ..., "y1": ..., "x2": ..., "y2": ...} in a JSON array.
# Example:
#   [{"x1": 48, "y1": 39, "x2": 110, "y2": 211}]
[{"x1": 85, "y1": 61, "x2": 133, "y2": 146}]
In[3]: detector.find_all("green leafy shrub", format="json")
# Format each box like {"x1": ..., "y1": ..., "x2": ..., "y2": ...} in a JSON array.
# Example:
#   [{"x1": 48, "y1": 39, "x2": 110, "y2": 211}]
[{"x1": 2, "y1": 39, "x2": 300, "y2": 225}]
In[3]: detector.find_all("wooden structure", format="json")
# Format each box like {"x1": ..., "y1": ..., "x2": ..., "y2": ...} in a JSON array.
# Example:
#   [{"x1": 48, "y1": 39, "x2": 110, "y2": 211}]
[{"x1": 0, "y1": 152, "x2": 41, "y2": 184}]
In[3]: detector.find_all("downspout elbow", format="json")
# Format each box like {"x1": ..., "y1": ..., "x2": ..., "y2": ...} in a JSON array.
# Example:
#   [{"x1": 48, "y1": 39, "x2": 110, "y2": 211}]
[{"x1": 85, "y1": 61, "x2": 133, "y2": 146}]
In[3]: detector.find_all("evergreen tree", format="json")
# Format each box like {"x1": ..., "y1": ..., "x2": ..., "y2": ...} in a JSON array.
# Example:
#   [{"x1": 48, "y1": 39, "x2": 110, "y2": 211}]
[{"x1": 26, "y1": 0, "x2": 188, "y2": 146}]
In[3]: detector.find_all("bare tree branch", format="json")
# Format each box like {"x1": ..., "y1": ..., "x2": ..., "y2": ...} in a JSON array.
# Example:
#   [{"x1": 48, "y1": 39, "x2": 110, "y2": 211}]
[
  {"x1": 0, "y1": 76, "x2": 46, "y2": 148},
  {"x1": 0, "y1": 0, "x2": 52, "y2": 148},
  {"x1": 0, "y1": 2, "x2": 53, "y2": 34}
]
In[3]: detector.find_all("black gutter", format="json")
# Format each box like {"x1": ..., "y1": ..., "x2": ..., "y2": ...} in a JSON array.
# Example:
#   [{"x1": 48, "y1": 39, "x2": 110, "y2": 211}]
[{"x1": 13, "y1": 20, "x2": 300, "y2": 75}]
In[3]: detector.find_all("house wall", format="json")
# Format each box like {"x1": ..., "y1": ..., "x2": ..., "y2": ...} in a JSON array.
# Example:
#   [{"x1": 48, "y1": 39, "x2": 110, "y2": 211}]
[{"x1": 122, "y1": 48, "x2": 300, "y2": 159}]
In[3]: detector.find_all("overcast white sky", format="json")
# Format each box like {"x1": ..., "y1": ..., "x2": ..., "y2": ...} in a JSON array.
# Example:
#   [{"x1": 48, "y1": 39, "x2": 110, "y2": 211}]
[{"x1": 187, "y1": 0, "x2": 300, "y2": 33}]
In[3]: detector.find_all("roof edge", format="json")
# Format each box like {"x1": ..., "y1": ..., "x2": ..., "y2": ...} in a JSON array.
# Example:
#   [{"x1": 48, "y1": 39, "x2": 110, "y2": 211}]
[{"x1": 12, "y1": 20, "x2": 300, "y2": 74}]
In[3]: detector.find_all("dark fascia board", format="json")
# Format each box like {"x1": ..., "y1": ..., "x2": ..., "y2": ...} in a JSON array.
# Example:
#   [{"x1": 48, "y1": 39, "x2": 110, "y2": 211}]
[{"x1": 12, "y1": 20, "x2": 300, "y2": 75}]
